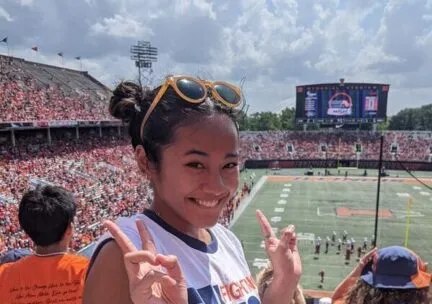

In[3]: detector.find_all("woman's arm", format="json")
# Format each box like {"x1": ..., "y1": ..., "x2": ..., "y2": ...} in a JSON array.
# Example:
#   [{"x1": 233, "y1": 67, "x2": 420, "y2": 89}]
[
  {"x1": 257, "y1": 265, "x2": 304, "y2": 304},
  {"x1": 255, "y1": 210, "x2": 302, "y2": 304},
  {"x1": 262, "y1": 278, "x2": 297, "y2": 304},
  {"x1": 83, "y1": 240, "x2": 133, "y2": 304},
  {"x1": 332, "y1": 248, "x2": 377, "y2": 302},
  {"x1": 331, "y1": 273, "x2": 358, "y2": 302}
]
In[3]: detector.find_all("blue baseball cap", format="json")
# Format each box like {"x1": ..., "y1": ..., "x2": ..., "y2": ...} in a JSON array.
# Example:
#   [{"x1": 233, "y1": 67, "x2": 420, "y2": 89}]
[
  {"x1": 361, "y1": 246, "x2": 431, "y2": 289},
  {"x1": 0, "y1": 248, "x2": 32, "y2": 265}
]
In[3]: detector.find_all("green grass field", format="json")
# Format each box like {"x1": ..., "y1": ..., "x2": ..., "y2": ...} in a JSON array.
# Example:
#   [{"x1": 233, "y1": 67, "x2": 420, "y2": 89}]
[{"x1": 233, "y1": 169, "x2": 432, "y2": 292}]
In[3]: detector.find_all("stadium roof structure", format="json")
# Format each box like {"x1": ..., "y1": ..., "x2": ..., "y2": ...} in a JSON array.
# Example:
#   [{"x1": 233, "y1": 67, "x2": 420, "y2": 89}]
[{"x1": 0, "y1": 54, "x2": 111, "y2": 92}]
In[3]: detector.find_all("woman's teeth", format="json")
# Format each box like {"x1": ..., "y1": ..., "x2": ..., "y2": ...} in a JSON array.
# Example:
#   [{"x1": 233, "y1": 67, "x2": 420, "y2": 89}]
[{"x1": 194, "y1": 199, "x2": 219, "y2": 208}]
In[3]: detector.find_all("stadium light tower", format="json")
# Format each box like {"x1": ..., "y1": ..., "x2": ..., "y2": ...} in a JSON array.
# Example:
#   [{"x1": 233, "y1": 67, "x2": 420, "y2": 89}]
[{"x1": 130, "y1": 41, "x2": 158, "y2": 87}]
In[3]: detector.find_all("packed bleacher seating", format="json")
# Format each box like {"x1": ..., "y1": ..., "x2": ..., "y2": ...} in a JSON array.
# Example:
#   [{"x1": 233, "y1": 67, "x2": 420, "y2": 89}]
[
  {"x1": 0, "y1": 132, "x2": 150, "y2": 252},
  {"x1": 240, "y1": 131, "x2": 432, "y2": 162},
  {"x1": 0, "y1": 55, "x2": 112, "y2": 121}
]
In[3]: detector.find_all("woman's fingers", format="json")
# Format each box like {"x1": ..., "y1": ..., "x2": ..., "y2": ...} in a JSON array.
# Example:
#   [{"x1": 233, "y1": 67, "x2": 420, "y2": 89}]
[
  {"x1": 133, "y1": 269, "x2": 175, "y2": 297},
  {"x1": 256, "y1": 210, "x2": 275, "y2": 240},
  {"x1": 125, "y1": 252, "x2": 185, "y2": 285},
  {"x1": 361, "y1": 247, "x2": 378, "y2": 265},
  {"x1": 289, "y1": 232, "x2": 297, "y2": 249},
  {"x1": 280, "y1": 225, "x2": 295, "y2": 249},
  {"x1": 135, "y1": 219, "x2": 157, "y2": 252},
  {"x1": 104, "y1": 220, "x2": 137, "y2": 254},
  {"x1": 156, "y1": 254, "x2": 185, "y2": 283},
  {"x1": 159, "y1": 275, "x2": 177, "y2": 287},
  {"x1": 124, "y1": 251, "x2": 158, "y2": 266}
]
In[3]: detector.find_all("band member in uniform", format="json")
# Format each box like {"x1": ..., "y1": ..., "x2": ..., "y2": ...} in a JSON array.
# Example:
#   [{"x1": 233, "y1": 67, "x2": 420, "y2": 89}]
[
  {"x1": 337, "y1": 238, "x2": 342, "y2": 252},
  {"x1": 342, "y1": 230, "x2": 348, "y2": 243},
  {"x1": 315, "y1": 237, "x2": 321, "y2": 255},
  {"x1": 325, "y1": 236, "x2": 330, "y2": 254},
  {"x1": 318, "y1": 270, "x2": 325, "y2": 283}
]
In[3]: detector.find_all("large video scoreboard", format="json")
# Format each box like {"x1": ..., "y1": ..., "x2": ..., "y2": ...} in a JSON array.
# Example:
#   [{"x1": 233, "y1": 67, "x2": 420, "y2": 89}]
[{"x1": 295, "y1": 82, "x2": 389, "y2": 124}]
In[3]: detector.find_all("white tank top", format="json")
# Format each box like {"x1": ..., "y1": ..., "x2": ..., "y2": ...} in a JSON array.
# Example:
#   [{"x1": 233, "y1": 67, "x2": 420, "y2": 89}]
[{"x1": 105, "y1": 210, "x2": 261, "y2": 304}]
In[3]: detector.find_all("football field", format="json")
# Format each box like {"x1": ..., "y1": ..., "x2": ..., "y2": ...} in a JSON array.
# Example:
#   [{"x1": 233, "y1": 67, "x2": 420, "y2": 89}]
[{"x1": 232, "y1": 169, "x2": 432, "y2": 292}]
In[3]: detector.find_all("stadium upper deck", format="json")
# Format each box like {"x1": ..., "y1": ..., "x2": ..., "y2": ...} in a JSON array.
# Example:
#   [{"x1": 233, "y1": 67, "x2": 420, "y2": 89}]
[{"x1": 0, "y1": 55, "x2": 112, "y2": 122}]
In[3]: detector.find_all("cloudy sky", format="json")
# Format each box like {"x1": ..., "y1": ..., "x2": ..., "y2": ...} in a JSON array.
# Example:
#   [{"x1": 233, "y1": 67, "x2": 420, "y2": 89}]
[{"x1": 1, "y1": 0, "x2": 432, "y2": 115}]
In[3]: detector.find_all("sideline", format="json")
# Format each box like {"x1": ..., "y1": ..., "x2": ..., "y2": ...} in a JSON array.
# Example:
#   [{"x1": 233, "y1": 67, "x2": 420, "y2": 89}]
[{"x1": 229, "y1": 175, "x2": 268, "y2": 229}]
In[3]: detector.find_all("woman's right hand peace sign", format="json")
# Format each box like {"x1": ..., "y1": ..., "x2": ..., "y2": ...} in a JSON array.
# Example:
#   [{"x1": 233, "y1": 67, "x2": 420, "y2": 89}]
[{"x1": 103, "y1": 219, "x2": 188, "y2": 304}]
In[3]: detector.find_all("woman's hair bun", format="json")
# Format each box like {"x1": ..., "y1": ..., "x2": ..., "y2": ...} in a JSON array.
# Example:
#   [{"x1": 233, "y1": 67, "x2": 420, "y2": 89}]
[{"x1": 109, "y1": 81, "x2": 144, "y2": 121}]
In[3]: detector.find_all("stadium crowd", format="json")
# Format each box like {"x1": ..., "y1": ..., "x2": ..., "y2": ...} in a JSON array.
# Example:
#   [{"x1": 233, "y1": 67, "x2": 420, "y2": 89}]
[
  {"x1": 0, "y1": 134, "x2": 145, "y2": 252},
  {"x1": 0, "y1": 55, "x2": 111, "y2": 121},
  {"x1": 240, "y1": 131, "x2": 432, "y2": 162}
]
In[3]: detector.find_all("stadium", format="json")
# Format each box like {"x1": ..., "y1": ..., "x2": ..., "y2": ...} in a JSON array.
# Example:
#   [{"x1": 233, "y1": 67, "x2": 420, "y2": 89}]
[{"x1": 1, "y1": 52, "x2": 432, "y2": 303}]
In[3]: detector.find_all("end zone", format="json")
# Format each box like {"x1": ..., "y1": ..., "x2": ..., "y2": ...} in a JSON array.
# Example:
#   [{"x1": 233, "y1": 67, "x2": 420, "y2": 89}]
[{"x1": 336, "y1": 207, "x2": 393, "y2": 218}]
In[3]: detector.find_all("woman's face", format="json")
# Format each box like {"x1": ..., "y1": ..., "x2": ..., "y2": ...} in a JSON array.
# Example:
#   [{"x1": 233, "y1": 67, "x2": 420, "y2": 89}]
[{"x1": 151, "y1": 114, "x2": 240, "y2": 230}]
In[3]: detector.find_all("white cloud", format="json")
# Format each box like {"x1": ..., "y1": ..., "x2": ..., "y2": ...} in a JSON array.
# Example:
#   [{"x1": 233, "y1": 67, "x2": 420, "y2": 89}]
[
  {"x1": 90, "y1": 14, "x2": 153, "y2": 38},
  {"x1": 0, "y1": 6, "x2": 13, "y2": 22},
  {"x1": 2, "y1": 0, "x2": 432, "y2": 115},
  {"x1": 16, "y1": 0, "x2": 35, "y2": 6}
]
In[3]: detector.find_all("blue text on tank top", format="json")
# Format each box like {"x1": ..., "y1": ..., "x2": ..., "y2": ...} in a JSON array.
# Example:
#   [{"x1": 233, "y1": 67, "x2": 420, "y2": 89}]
[{"x1": 188, "y1": 283, "x2": 260, "y2": 304}]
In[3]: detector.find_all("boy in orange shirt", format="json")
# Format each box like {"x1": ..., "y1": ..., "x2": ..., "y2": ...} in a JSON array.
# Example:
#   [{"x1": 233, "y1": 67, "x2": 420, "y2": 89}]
[{"x1": 0, "y1": 185, "x2": 89, "y2": 304}]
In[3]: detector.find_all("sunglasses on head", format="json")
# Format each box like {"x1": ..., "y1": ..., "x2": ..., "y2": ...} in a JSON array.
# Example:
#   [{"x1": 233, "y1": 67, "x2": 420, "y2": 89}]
[{"x1": 140, "y1": 75, "x2": 242, "y2": 139}]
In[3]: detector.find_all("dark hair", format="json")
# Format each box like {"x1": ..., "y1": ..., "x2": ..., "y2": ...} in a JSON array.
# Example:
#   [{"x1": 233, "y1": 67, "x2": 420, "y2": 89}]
[
  {"x1": 18, "y1": 185, "x2": 77, "y2": 247},
  {"x1": 345, "y1": 280, "x2": 430, "y2": 304},
  {"x1": 109, "y1": 80, "x2": 240, "y2": 164}
]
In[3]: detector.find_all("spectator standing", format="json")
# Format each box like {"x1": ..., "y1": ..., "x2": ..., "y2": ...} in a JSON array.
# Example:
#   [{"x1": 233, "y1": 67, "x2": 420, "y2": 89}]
[{"x1": 0, "y1": 185, "x2": 89, "y2": 304}]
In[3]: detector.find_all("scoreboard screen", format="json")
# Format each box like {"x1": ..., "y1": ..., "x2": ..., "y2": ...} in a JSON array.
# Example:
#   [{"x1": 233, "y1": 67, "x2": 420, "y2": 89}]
[{"x1": 295, "y1": 83, "x2": 389, "y2": 124}]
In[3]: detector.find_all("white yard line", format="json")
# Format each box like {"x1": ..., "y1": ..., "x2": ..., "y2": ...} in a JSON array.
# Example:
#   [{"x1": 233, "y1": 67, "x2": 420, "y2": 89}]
[{"x1": 229, "y1": 175, "x2": 268, "y2": 229}]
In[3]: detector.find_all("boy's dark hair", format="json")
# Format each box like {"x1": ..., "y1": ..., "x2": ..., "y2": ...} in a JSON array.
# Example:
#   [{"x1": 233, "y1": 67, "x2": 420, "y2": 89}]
[
  {"x1": 109, "y1": 80, "x2": 240, "y2": 165},
  {"x1": 18, "y1": 185, "x2": 76, "y2": 247}
]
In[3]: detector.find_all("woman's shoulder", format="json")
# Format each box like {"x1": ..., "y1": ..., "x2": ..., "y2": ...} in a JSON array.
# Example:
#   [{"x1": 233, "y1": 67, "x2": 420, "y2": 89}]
[
  {"x1": 91, "y1": 214, "x2": 147, "y2": 257},
  {"x1": 211, "y1": 223, "x2": 236, "y2": 238},
  {"x1": 113, "y1": 214, "x2": 154, "y2": 247}
]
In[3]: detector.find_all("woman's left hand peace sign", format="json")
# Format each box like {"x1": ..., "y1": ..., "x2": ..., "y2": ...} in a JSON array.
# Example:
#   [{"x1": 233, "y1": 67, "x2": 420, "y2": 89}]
[
  {"x1": 256, "y1": 209, "x2": 302, "y2": 284},
  {"x1": 104, "y1": 219, "x2": 188, "y2": 304}
]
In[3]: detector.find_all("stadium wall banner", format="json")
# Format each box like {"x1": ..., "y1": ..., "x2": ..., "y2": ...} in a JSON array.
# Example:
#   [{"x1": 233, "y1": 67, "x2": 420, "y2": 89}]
[
  {"x1": 244, "y1": 159, "x2": 432, "y2": 171},
  {"x1": 100, "y1": 120, "x2": 122, "y2": 126},
  {"x1": 0, "y1": 122, "x2": 34, "y2": 129},
  {"x1": 33, "y1": 121, "x2": 49, "y2": 127},
  {"x1": 48, "y1": 120, "x2": 78, "y2": 127},
  {"x1": 78, "y1": 120, "x2": 101, "y2": 126},
  {"x1": 0, "y1": 123, "x2": 12, "y2": 130}
]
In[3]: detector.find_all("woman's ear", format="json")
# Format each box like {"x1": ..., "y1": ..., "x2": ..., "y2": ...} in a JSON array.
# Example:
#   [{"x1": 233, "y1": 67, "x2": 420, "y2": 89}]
[{"x1": 135, "y1": 145, "x2": 157, "y2": 177}]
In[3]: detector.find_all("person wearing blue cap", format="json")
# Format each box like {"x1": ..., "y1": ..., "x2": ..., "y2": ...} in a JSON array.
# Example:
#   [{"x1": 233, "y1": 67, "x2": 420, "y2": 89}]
[{"x1": 332, "y1": 246, "x2": 431, "y2": 303}]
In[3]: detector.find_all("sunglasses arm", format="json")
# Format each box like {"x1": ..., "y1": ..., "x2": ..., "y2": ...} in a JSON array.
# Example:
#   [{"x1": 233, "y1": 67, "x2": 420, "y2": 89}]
[{"x1": 140, "y1": 83, "x2": 170, "y2": 140}]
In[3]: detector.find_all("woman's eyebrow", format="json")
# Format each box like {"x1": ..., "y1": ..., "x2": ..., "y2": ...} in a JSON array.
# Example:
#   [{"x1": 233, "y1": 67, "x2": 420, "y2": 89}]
[
  {"x1": 184, "y1": 149, "x2": 208, "y2": 157},
  {"x1": 184, "y1": 149, "x2": 239, "y2": 158}
]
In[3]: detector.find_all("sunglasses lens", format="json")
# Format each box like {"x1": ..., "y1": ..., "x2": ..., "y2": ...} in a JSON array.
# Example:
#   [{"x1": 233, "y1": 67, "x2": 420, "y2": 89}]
[
  {"x1": 176, "y1": 78, "x2": 205, "y2": 100},
  {"x1": 214, "y1": 84, "x2": 240, "y2": 105}
]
